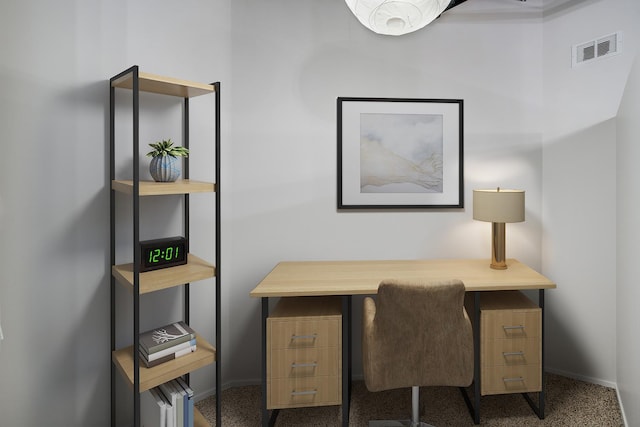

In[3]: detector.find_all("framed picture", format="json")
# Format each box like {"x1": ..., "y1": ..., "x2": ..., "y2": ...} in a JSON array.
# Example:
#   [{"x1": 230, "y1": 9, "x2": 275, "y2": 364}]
[{"x1": 337, "y1": 97, "x2": 463, "y2": 209}]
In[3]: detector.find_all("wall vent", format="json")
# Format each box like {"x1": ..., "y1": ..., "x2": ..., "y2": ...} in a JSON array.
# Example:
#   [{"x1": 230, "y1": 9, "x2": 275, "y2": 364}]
[{"x1": 572, "y1": 32, "x2": 622, "y2": 67}]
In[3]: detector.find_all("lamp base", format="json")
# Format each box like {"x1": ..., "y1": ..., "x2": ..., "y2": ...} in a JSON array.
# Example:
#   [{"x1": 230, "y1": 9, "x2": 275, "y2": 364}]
[
  {"x1": 490, "y1": 222, "x2": 508, "y2": 270},
  {"x1": 490, "y1": 261, "x2": 508, "y2": 270}
]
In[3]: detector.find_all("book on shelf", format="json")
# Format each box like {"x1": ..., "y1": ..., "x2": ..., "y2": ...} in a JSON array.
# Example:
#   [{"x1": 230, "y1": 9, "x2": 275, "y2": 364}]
[
  {"x1": 164, "y1": 391, "x2": 175, "y2": 427},
  {"x1": 139, "y1": 341, "x2": 197, "y2": 368},
  {"x1": 141, "y1": 387, "x2": 166, "y2": 427},
  {"x1": 142, "y1": 379, "x2": 195, "y2": 427},
  {"x1": 140, "y1": 338, "x2": 197, "y2": 361},
  {"x1": 153, "y1": 379, "x2": 194, "y2": 427},
  {"x1": 176, "y1": 377, "x2": 195, "y2": 427},
  {"x1": 174, "y1": 381, "x2": 187, "y2": 427},
  {"x1": 140, "y1": 321, "x2": 196, "y2": 355},
  {"x1": 159, "y1": 381, "x2": 181, "y2": 427}
]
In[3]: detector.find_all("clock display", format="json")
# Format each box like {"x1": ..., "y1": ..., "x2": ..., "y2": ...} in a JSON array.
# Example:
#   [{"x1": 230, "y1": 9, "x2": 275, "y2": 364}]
[{"x1": 140, "y1": 237, "x2": 188, "y2": 272}]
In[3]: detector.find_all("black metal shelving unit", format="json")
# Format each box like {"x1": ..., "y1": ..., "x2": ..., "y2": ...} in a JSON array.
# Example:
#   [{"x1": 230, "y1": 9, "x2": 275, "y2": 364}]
[{"x1": 109, "y1": 65, "x2": 221, "y2": 427}]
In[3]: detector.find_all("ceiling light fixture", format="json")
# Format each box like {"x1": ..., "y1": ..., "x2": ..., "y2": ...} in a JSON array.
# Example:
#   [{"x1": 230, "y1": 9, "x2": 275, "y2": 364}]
[{"x1": 345, "y1": 0, "x2": 451, "y2": 36}]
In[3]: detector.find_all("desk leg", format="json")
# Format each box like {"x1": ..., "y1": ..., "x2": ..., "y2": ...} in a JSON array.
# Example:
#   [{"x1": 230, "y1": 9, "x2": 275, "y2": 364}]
[
  {"x1": 261, "y1": 297, "x2": 279, "y2": 427},
  {"x1": 460, "y1": 291, "x2": 481, "y2": 424},
  {"x1": 473, "y1": 291, "x2": 481, "y2": 424},
  {"x1": 522, "y1": 289, "x2": 545, "y2": 419},
  {"x1": 540, "y1": 289, "x2": 546, "y2": 418},
  {"x1": 261, "y1": 297, "x2": 268, "y2": 427},
  {"x1": 341, "y1": 295, "x2": 352, "y2": 427}
]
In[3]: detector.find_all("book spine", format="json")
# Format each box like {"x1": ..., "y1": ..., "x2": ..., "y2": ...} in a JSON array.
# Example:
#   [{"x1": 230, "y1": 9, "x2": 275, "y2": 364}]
[
  {"x1": 176, "y1": 378, "x2": 194, "y2": 427},
  {"x1": 140, "y1": 344, "x2": 197, "y2": 368},
  {"x1": 141, "y1": 352, "x2": 174, "y2": 368},
  {"x1": 142, "y1": 339, "x2": 196, "y2": 362}
]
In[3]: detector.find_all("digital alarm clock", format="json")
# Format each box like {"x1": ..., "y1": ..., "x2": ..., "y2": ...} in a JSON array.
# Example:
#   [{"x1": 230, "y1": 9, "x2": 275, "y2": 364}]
[{"x1": 139, "y1": 236, "x2": 188, "y2": 272}]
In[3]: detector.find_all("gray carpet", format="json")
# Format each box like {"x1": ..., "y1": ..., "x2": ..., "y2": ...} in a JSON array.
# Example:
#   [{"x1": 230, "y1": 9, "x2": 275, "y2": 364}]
[{"x1": 196, "y1": 373, "x2": 624, "y2": 426}]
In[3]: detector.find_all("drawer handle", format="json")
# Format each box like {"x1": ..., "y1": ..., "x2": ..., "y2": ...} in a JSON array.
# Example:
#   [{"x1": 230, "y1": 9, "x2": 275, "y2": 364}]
[
  {"x1": 291, "y1": 362, "x2": 318, "y2": 368},
  {"x1": 291, "y1": 334, "x2": 317, "y2": 340},
  {"x1": 503, "y1": 351, "x2": 525, "y2": 357},
  {"x1": 503, "y1": 325, "x2": 525, "y2": 330},
  {"x1": 503, "y1": 377, "x2": 524, "y2": 383},
  {"x1": 291, "y1": 389, "x2": 318, "y2": 396}
]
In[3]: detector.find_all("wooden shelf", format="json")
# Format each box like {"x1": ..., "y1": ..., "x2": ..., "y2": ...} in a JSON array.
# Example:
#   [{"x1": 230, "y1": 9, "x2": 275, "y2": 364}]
[
  {"x1": 111, "y1": 70, "x2": 214, "y2": 98},
  {"x1": 113, "y1": 254, "x2": 215, "y2": 294},
  {"x1": 113, "y1": 335, "x2": 216, "y2": 392},
  {"x1": 112, "y1": 179, "x2": 215, "y2": 196},
  {"x1": 194, "y1": 407, "x2": 210, "y2": 427}
]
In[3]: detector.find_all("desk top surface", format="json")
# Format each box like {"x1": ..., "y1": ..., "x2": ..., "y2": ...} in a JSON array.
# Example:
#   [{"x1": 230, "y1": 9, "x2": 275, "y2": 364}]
[{"x1": 250, "y1": 258, "x2": 556, "y2": 298}]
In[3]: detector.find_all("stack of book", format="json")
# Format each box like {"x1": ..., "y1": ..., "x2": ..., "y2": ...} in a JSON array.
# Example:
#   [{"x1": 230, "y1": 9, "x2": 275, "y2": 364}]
[
  {"x1": 141, "y1": 378, "x2": 195, "y2": 427},
  {"x1": 139, "y1": 321, "x2": 197, "y2": 368}
]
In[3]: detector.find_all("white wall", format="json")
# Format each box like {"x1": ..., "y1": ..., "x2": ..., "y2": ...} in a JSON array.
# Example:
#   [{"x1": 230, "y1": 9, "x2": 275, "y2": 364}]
[
  {"x1": 0, "y1": 1, "x2": 231, "y2": 426},
  {"x1": 616, "y1": 53, "x2": 640, "y2": 427},
  {"x1": 541, "y1": 0, "x2": 639, "y2": 388},
  {"x1": 227, "y1": 0, "x2": 545, "y2": 383}
]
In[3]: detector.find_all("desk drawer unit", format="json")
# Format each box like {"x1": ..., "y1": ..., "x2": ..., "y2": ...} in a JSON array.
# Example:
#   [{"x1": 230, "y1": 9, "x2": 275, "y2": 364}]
[
  {"x1": 478, "y1": 291, "x2": 542, "y2": 396},
  {"x1": 266, "y1": 297, "x2": 342, "y2": 409}
]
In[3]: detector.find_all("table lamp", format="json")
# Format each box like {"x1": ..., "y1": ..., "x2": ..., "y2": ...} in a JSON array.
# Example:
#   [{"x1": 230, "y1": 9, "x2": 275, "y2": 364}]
[{"x1": 473, "y1": 188, "x2": 525, "y2": 270}]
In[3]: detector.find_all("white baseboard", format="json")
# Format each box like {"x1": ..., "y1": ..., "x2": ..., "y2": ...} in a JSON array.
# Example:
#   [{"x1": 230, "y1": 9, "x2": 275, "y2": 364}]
[
  {"x1": 193, "y1": 377, "x2": 262, "y2": 402},
  {"x1": 545, "y1": 367, "x2": 617, "y2": 389},
  {"x1": 615, "y1": 387, "x2": 629, "y2": 427}
]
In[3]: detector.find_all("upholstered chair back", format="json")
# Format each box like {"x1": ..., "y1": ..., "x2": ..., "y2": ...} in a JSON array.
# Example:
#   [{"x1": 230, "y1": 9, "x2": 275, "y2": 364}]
[{"x1": 362, "y1": 279, "x2": 474, "y2": 392}]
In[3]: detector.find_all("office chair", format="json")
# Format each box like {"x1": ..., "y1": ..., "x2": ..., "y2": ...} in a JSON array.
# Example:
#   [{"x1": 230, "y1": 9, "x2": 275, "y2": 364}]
[{"x1": 362, "y1": 279, "x2": 474, "y2": 427}]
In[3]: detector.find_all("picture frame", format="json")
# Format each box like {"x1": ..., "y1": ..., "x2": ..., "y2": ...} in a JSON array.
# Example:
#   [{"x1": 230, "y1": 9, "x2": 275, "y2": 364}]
[{"x1": 337, "y1": 97, "x2": 463, "y2": 209}]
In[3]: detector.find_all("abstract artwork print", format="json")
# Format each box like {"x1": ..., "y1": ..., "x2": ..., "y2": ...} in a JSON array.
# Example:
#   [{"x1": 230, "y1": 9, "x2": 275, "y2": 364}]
[{"x1": 359, "y1": 113, "x2": 443, "y2": 194}]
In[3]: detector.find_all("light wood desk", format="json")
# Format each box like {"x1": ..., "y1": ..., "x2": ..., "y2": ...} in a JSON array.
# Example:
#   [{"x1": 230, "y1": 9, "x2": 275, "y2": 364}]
[{"x1": 250, "y1": 258, "x2": 556, "y2": 426}]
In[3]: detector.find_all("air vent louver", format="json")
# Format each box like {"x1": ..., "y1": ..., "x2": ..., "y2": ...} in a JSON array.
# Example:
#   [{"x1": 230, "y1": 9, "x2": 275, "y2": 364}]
[
  {"x1": 597, "y1": 33, "x2": 618, "y2": 57},
  {"x1": 572, "y1": 32, "x2": 622, "y2": 67}
]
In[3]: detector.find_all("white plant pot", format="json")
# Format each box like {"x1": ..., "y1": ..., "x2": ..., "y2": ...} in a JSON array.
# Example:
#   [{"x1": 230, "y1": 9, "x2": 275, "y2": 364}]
[{"x1": 149, "y1": 156, "x2": 181, "y2": 182}]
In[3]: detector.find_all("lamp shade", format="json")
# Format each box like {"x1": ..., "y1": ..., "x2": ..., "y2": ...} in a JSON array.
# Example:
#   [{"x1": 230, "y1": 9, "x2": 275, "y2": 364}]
[
  {"x1": 344, "y1": 0, "x2": 450, "y2": 36},
  {"x1": 473, "y1": 189, "x2": 525, "y2": 223}
]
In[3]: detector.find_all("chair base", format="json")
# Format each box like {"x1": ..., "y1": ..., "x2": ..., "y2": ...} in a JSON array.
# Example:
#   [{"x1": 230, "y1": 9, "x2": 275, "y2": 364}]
[
  {"x1": 369, "y1": 421, "x2": 435, "y2": 427},
  {"x1": 368, "y1": 386, "x2": 436, "y2": 427}
]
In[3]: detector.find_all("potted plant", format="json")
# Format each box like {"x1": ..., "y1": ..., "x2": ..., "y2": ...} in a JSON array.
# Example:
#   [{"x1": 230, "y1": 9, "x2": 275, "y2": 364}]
[{"x1": 146, "y1": 139, "x2": 189, "y2": 182}]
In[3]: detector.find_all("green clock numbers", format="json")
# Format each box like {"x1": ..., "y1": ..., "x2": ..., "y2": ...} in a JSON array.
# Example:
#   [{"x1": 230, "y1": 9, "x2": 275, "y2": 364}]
[
  {"x1": 148, "y1": 245, "x2": 180, "y2": 264},
  {"x1": 139, "y1": 236, "x2": 188, "y2": 272}
]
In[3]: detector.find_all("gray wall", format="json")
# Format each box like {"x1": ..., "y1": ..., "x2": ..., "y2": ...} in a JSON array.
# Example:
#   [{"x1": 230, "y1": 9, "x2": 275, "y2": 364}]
[
  {"x1": 541, "y1": 0, "x2": 639, "y2": 390},
  {"x1": 228, "y1": 0, "x2": 546, "y2": 387},
  {"x1": 616, "y1": 53, "x2": 640, "y2": 426},
  {"x1": 0, "y1": 1, "x2": 231, "y2": 426},
  {"x1": 0, "y1": 0, "x2": 638, "y2": 426}
]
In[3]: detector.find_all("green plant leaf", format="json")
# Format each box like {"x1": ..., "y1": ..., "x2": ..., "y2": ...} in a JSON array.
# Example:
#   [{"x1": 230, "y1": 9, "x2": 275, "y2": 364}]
[{"x1": 146, "y1": 138, "x2": 189, "y2": 158}]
